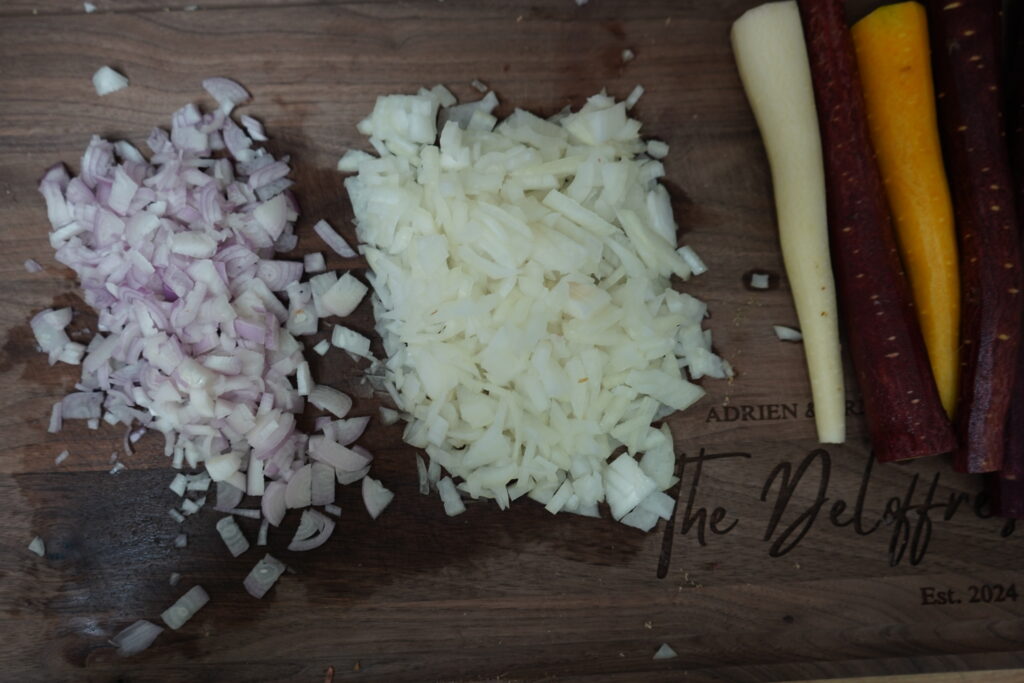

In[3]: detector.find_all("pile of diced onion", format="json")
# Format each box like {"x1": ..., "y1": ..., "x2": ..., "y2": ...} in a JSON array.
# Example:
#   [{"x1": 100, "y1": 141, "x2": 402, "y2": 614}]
[
  {"x1": 342, "y1": 85, "x2": 730, "y2": 530},
  {"x1": 33, "y1": 79, "x2": 394, "y2": 650}
]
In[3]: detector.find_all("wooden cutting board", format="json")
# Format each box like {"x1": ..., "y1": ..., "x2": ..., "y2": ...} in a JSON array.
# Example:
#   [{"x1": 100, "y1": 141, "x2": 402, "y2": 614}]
[{"x1": 1, "y1": 1, "x2": 1021, "y2": 680}]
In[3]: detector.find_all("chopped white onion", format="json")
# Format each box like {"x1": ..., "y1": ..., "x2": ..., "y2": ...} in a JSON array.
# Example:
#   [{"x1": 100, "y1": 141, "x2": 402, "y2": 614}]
[
  {"x1": 313, "y1": 339, "x2": 331, "y2": 356},
  {"x1": 653, "y1": 643, "x2": 678, "y2": 660},
  {"x1": 313, "y1": 219, "x2": 358, "y2": 258},
  {"x1": 169, "y1": 473, "x2": 188, "y2": 497},
  {"x1": 169, "y1": 572, "x2": 181, "y2": 586},
  {"x1": 110, "y1": 620, "x2": 163, "y2": 657},
  {"x1": 92, "y1": 66, "x2": 128, "y2": 96},
  {"x1": 161, "y1": 585, "x2": 209, "y2": 630},
  {"x1": 346, "y1": 87, "x2": 724, "y2": 528},
  {"x1": 243, "y1": 554, "x2": 286, "y2": 598},
  {"x1": 750, "y1": 272, "x2": 770, "y2": 289},
  {"x1": 361, "y1": 476, "x2": 393, "y2": 519},
  {"x1": 54, "y1": 450, "x2": 69, "y2": 465},
  {"x1": 677, "y1": 245, "x2": 707, "y2": 276},
  {"x1": 324, "y1": 503, "x2": 341, "y2": 517},
  {"x1": 774, "y1": 325, "x2": 803, "y2": 342},
  {"x1": 331, "y1": 325, "x2": 372, "y2": 358},
  {"x1": 215, "y1": 516, "x2": 250, "y2": 557},
  {"x1": 83, "y1": 2, "x2": 97, "y2": 12},
  {"x1": 416, "y1": 455, "x2": 429, "y2": 495},
  {"x1": 28, "y1": 536, "x2": 45, "y2": 557},
  {"x1": 379, "y1": 406, "x2": 399, "y2": 426},
  {"x1": 256, "y1": 518, "x2": 269, "y2": 546},
  {"x1": 437, "y1": 477, "x2": 465, "y2": 517},
  {"x1": 303, "y1": 252, "x2": 326, "y2": 274},
  {"x1": 318, "y1": 273, "x2": 367, "y2": 317},
  {"x1": 168, "y1": 508, "x2": 185, "y2": 524},
  {"x1": 24, "y1": 258, "x2": 43, "y2": 273},
  {"x1": 173, "y1": 533, "x2": 188, "y2": 549}
]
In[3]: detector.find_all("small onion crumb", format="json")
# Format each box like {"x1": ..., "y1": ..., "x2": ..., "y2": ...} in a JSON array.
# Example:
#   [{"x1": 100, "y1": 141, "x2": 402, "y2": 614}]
[
  {"x1": 653, "y1": 643, "x2": 678, "y2": 660},
  {"x1": 92, "y1": 66, "x2": 128, "y2": 96},
  {"x1": 773, "y1": 325, "x2": 803, "y2": 342},
  {"x1": 750, "y1": 272, "x2": 770, "y2": 289},
  {"x1": 28, "y1": 536, "x2": 45, "y2": 557}
]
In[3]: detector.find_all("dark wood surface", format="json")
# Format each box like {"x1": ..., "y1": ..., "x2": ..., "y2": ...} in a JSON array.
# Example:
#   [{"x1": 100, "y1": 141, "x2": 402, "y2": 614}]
[{"x1": 1, "y1": 1, "x2": 1022, "y2": 681}]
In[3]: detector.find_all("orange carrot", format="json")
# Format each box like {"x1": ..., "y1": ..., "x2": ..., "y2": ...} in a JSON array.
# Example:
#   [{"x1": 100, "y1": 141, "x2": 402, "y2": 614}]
[{"x1": 851, "y1": 1, "x2": 960, "y2": 417}]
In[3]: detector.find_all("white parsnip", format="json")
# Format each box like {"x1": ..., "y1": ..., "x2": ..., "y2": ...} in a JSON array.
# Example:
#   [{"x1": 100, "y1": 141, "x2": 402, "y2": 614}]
[{"x1": 731, "y1": 1, "x2": 844, "y2": 443}]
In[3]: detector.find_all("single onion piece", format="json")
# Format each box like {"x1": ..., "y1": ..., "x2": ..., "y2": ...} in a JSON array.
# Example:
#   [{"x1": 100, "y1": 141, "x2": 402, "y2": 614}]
[
  {"x1": 161, "y1": 585, "x2": 209, "y2": 630},
  {"x1": 215, "y1": 516, "x2": 250, "y2": 557},
  {"x1": 324, "y1": 503, "x2": 341, "y2": 517},
  {"x1": 169, "y1": 572, "x2": 181, "y2": 586},
  {"x1": 653, "y1": 643, "x2": 678, "y2": 660},
  {"x1": 173, "y1": 533, "x2": 188, "y2": 549},
  {"x1": 773, "y1": 325, "x2": 803, "y2": 342},
  {"x1": 331, "y1": 415, "x2": 370, "y2": 446},
  {"x1": 24, "y1": 259, "x2": 43, "y2": 273},
  {"x1": 214, "y1": 481, "x2": 244, "y2": 512},
  {"x1": 257, "y1": 518, "x2": 269, "y2": 546},
  {"x1": 110, "y1": 620, "x2": 163, "y2": 657},
  {"x1": 202, "y1": 77, "x2": 251, "y2": 113},
  {"x1": 313, "y1": 219, "x2": 358, "y2": 258},
  {"x1": 318, "y1": 273, "x2": 368, "y2": 317},
  {"x1": 48, "y1": 402, "x2": 62, "y2": 434},
  {"x1": 437, "y1": 477, "x2": 465, "y2": 516},
  {"x1": 750, "y1": 272, "x2": 770, "y2": 289},
  {"x1": 308, "y1": 385, "x2": 352, "y2": 418},
  {"x1": 285, "y1": 464, "x2": 313, "y2": 508},
  {"x1": 240, "y1": 115, "x2": 268, "y2": 142},
  {"x1": 361, "y1": 476, "x2": 394, "y2": 520},
  {"x1": 287, "y1": 509, "x2": 335, "y2": 551},
  {"x1": 379, "y1": 406, "x2": 399, "y2": 426},
  {"x1": 169, "y1": 473, "x2": 187, "y2": 497},
  {"x1": 303, "y1": 252, "x2": 326, "y2": 274},
  {"x1": 310, "y1": 462, "x2": 336, "y2": 506},
  {"x1": 416, "y1": 455, "x2": 429, "y2": 495},
  {"x1": 93, "y1": 66, "x2": 129, "y2": 96},
  {"x1": 243, "y1": 554, "x2": 286, "y2": 598},
  {"x1": 54, "y1": 450, "x2": 69, "y2": 465},
  {"x1": 28, "y1": 536, "x2": 45, "y2": 557},
  {"x1": 261, "y1": 481, "x2": 287, "y2": 526},
  {"x1": 335, "y1": 464, "x2": 370, "y2": 485}
]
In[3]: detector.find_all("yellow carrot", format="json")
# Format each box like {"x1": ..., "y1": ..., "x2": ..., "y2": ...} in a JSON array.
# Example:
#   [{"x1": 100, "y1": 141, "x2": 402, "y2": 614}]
[{"x1": 852, "y1": 1, "x2": 959, "y2": 417}]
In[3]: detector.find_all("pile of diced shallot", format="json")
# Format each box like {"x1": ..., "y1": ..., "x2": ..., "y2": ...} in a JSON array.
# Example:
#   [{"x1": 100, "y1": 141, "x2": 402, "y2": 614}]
[{"x1": 33, "y1": 79, "x2": 390, "y2": 650}]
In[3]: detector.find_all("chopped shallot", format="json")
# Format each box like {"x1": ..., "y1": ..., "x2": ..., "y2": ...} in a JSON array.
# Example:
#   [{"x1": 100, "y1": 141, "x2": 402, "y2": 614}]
[
  {"x1": 161, "y1": 585, "x2": 209, "y2": 630},
  {"x1": 110, "y1": 620, "x2": 163, "y2": 657},
  {"x1": 243, "y1": 554, "x2": 286, "y2": 598},
  {"x1": 287, "y1": 509, "x2": 335, "y2": 551}
]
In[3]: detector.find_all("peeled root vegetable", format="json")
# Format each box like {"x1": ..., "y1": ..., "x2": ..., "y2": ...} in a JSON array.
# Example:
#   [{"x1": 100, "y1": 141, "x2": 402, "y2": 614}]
[{"x1": 731, "y1": 0, "x2": 845, "y2": 444}]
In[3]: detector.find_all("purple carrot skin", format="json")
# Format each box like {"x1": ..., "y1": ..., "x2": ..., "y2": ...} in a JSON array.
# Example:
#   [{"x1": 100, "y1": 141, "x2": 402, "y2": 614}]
[
  {"x1": 796, "y1": 0, "x2": 955, "y2": 462},
  {"x1": 998, "y1": 0, "x2": 1024, "y2": 516},
  {"x1": 927, "y1": 0, "x2": 1023, "y2": 473}
]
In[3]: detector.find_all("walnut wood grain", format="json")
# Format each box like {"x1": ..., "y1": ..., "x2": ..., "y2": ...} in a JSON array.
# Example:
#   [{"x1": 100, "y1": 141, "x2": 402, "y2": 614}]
[{"x1": 0, "y1": 1, "x2": 1022, "y2": 681}]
